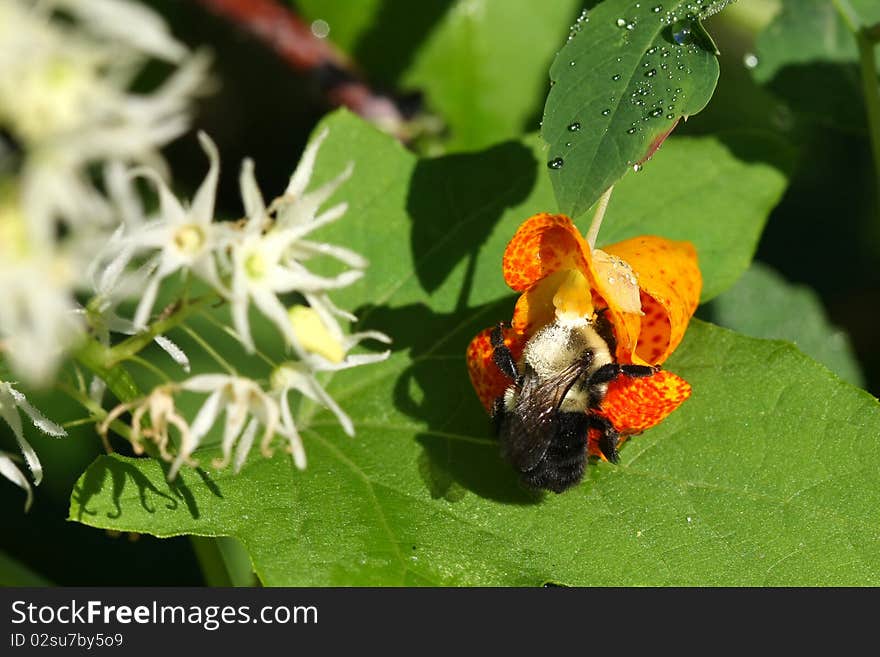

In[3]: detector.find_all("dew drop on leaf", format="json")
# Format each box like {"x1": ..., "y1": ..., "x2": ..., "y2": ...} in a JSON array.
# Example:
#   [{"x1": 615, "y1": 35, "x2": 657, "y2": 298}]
[
  {"x1": 612, "y1": 74, "x2": 621, "y2": 81},
  {"x1": 672, "y1": 21, "x2": 693, "y2": 45},
  {"x1": 601, "y1": 109, "x2": 611, "y2": 116},
  {"x1": 633, "y1": 163, "x2": 643, "y2": 172},
  {"x1": 567, "y1": 122, "x2": 581, "y2": 132},
  {"x1": 547, "y1": 157, "x2": 565, "y2": 169}
]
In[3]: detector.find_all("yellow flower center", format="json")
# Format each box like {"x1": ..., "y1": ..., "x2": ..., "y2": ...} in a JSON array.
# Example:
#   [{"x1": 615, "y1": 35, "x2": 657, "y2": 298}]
[
  {"x1": 173, "y1": 225, "x2": 205, "y2": 256},
  {"x1": 244, "y1": 252, "x2": 267, "y2": 280},
  {"x1": 288, "y1": 305, "x2": 345, "y2": 363},
  {"x1": 552, "y1": 269, "x2": 594, "y2": 323}
]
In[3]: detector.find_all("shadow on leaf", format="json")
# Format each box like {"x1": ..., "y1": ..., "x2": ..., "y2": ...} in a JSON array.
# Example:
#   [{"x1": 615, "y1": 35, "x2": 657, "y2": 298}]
[
  {"x1": 358, "y1": 300, "x2": 542, "y2": 505},
  {"x1": 406, "y1": 140, "x2": 537, "y2": 298},
  {"x1": 71, "y1": 454, "x2": 223, "y2": 523}
]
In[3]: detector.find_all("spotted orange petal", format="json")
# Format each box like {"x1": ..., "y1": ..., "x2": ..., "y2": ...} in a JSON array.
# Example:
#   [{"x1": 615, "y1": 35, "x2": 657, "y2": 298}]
[
  {"x1": 600, "y1": 369, "x2": 692, "y2": 435},
  {"x1": 465, "y1": 326, "x2": 526, "y2": 412},
  {"x1": 503, "y1": 214, "x2": 644, "y2": 360},
  {"x1": 502, "y1": 213, "x2": 591, "y2": 293},
  {"x1": 602, "y1": 236, "x2": 701, "y2": 365}
]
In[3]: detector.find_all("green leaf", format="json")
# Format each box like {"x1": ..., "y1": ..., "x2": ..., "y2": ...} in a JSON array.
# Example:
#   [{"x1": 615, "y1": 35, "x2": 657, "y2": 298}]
[
  {"x1": 708, "y1": 262, "x2": 864, "y2": 387},
  {"x1": 69, "y1": 318, "x2": 880, "y2": 585},
  {"x1": 751, "y1": 0, "x2": 880, "y2": 129},
  {"x1": 69, "y1": 111, "x2": 802, "y2": 585},
  {"x1": 400, "y1": 0, "x2": 581, "y2": 151},
  {"x1": 840, "y1": 0, "x2": 880, "y2": 31},
  {"x1": 595, "y1": 132, "x2": 789, "y2": 302},
  {"x1": 541, "y1": 0, "x2": 734, "y2": 219},
  {"x1": 295, "y1": 0, "x2": 582, "y2": 151}
]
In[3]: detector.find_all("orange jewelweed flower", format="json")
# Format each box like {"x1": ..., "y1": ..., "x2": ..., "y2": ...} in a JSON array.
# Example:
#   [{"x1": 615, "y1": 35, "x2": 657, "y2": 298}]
[{"x1": 466, "y1": 212, "x2": 702, "y2": 458}]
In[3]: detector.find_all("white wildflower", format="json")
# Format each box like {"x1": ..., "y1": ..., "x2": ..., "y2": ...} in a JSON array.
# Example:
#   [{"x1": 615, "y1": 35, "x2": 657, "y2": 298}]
[
  {"x1": 122, "y1": 132, "x2": 232, "y2": 328},
  {"x1": 0, "y1": 382, "x2": 67, "y2": 502},
  {"x1": 270, "y1": 305, "x2": 392, "y2": 466},
  {"x1": 174, "y1": 375, "x2": 285, "y2": 480},
  {"x1": 0, "y1": 0, "x2": 209, "y2": 233},
  {"x1": 0, "y1": 187, "x2": 84, "y2": 386},
  {"x1": 229, "y1": 128, "x2": 365, "y2": 353},
  {"x1": 100, "y1": 384, "x2": 186, "y2": 460}
]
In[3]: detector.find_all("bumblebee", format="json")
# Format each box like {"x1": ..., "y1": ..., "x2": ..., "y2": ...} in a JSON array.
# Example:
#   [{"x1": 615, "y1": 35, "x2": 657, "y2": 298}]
[{"x1": 490, "y1": 314, "x2": 655, "y2": 493}]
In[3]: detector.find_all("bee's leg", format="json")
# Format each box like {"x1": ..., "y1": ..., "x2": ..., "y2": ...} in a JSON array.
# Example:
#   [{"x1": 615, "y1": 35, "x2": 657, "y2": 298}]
[
  {"x1": 588, "y1": 414, "x2": 620, "y2": 464},
  {"x1": 491, "y1": 323, "x2": 519, "y2": 381},
  {"x1": 590, "y1": 362, "x2": 657, "y2": 385},
  {"x1": 594, "y1": 308, "x2": 617, "y2": 355},
  {"x1": 491, "y1": 394, "x2": 508, "y2": 434}
]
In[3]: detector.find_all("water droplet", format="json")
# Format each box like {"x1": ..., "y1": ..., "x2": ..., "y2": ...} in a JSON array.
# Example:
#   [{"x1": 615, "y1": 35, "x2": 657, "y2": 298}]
[
  {"x1": 743, "y1": 53, "x2": 759, "y2": 69},
  {"x1": 616, "y1": 17, "x2": 627, "y2": 27},
  {"x1": 547, "y1": 157, "x2": 564, "y2": 169},
  {"x1": 567, "y1": 122, "x2": 581, "y2": 132},
  {"x1": 626, "y1": 21, "x2": 637, "y2": 30},
  {"x1": 666, "y1": 113, "x2": 675, "y2": 119},
  {"x1": 569, "y1": 60, "x2": 576, "y2": 66},
  {"x1": 565, "y1": 141, "x2": 572, "y2": 147},
  {"x1": 612, "y1": 74, "x2": 621, "y2": 81},
  {"x1": 310, "y1": 19, "x2": 330, "y2": 39},
  {"x1": 672, "y1": 21, "x2": 692, "y2": 45},
  {"x1": 652, "y1": 4, "x2": 663, "y2": 12},
  {"x1": 626, "y1": 127, "x2": 637, "y2": 134},
  {"x1": 633, "y1": 163, "x2": 643, "y2": 172},
  {"x1": 601, "y1": 109, "x2": 611, "y2": 116},
  {"x1": 645, "y1": 68, "x2": 657, "y2": 77},
  {"x1": 649, "y1": 107, "x2": 663, "y2": 118}
]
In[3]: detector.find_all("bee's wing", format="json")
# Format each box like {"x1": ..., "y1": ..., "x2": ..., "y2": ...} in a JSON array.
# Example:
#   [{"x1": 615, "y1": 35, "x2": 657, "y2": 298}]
[{"x1": 502, "y1": 360, "x2": 588, "y2": 472}]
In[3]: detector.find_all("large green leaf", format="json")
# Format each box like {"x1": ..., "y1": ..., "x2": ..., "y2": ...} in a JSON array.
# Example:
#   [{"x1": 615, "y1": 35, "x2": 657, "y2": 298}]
[
  {"x1": 295, "y1": 0, "x2": 582, "y2": 152},
  {"x1": 710, "y1": 262, "x2": 864, "y2": 387},
  {"x1": 541, "y1": 0, "x2": 734, "y2": 219},
  {"x1": 593, "y1": 133, "x2": 788, "y2": 301},
  {"x1": 70, "y1": 318, "x2": 880, "y2": 586},
  {"x1": 68, "y1": 111, "x2": 808, "y2": 585}
]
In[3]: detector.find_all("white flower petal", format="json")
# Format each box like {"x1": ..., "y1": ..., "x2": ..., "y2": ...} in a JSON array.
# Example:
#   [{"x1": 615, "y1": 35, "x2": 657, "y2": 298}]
[
  {"x1": 239, "y1": 158, "x2": 266, "y2": 226},
  {"x1": 285, "y1": 127, "x2": 329, "y2": 198},
  {"x1": 192, "y1": 132, "x2": 220, "y2": 226},
  {"x1": 233, "y1": 418, "x2": 259, "y2": 473},
  {"x1": 153, "y1": 335, "x2": 191, "y2": 372},
  {"x1": 9, "y1": 387, "x2": 67, "y2": 437},
  {"x1": 0, "y1": 453, "x2": 33, "y2": 511}
]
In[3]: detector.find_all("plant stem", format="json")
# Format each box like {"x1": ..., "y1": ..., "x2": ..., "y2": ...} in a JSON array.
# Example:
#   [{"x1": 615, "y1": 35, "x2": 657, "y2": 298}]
[
  {"x1": 832, "y1": 0, "x2": 880, "y2": 197},
  {"x1": 190, "y1": 536, "x2": 256, "y2": 587},
  {"x1": 586, "y1": 186, "x2": 614, "y2": 249},
  {"x1": 856, "y1": 32, "x2": 880, "y2": 197},
  {"x1": 107, "y1": 295, "x2": 214, "y2": 366}
]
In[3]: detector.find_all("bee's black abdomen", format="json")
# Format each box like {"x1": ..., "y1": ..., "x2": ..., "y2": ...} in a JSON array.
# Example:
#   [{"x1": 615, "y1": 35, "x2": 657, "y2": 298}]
[{"x1": 521, "y1": 412, "x2": 589, "y2": 493}]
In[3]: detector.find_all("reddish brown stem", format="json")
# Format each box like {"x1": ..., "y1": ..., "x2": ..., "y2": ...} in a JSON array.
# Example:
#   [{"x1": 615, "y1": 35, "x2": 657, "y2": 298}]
[{"x1": 194, "y1": 0, "x2": 408, "y2": 139}]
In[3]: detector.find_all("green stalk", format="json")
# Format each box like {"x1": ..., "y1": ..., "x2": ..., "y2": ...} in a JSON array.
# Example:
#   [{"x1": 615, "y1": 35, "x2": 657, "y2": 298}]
[
  {"x1": 831, "y1": 1, "x2": 880, "y2": 197},
  {"x1": 856, "y1": 31, "x2": 880, "y2": 196},
  {"x1": 190, "y1": 536, "x2": 256, "y2": 587}
]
